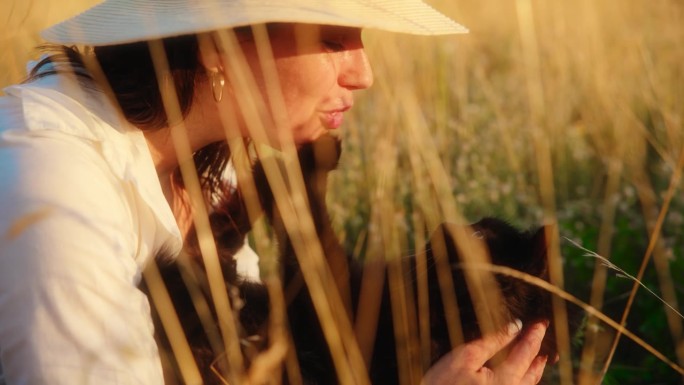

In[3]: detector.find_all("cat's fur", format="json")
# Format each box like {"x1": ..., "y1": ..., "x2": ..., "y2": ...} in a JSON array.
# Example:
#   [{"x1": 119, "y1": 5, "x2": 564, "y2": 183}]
[{"x1": 150, "y1": 135, "x2": 576, "y2": 385}]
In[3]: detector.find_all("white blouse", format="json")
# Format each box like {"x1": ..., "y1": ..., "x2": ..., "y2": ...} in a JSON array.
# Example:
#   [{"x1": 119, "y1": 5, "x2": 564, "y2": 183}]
[{"x1": 0, "y1": 64, "x2": 218, "y2": 384}]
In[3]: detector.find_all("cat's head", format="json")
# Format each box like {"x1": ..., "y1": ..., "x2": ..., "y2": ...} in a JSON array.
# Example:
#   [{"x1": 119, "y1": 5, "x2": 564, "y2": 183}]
[
  {"x1": 206, "y1": 134, "x2": 342, "y2": 264},
  {"x1": 430, "y1": 218, "x2": 580, "y2": 361}
]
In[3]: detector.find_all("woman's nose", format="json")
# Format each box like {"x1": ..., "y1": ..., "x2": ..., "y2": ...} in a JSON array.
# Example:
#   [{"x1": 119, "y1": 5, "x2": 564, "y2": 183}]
[{"x1": 339, "y1": 47, "x2": 374, "y2": 90}]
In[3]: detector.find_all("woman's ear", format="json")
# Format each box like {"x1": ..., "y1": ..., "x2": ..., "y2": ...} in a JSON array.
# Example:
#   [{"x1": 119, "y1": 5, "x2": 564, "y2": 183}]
[{"x1": 197, "y1": 32, "x2": 223, "y2": 73}]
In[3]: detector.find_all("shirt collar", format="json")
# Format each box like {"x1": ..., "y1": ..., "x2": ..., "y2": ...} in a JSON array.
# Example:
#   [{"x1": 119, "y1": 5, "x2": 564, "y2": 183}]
[{"x1": 4, "y1": 63, "x2": 182, "y2": 256}]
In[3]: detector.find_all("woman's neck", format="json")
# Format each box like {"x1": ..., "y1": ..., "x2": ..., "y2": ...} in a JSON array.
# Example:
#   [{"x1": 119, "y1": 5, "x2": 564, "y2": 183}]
[
  {"x1": 143, "y1": 128, "x2": 178, "y2": 178},
  {"x1": 143, "y1": 116, "x2": 216, "y2": 241},
  {"x1": 143, "y1": 94, "x2": 221, "y2": 177}
]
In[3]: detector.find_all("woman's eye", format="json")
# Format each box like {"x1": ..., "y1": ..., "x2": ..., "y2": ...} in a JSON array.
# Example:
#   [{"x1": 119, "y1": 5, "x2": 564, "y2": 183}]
[{"x1": 322, "y1": 40, "x2": 345, "y2": 52}]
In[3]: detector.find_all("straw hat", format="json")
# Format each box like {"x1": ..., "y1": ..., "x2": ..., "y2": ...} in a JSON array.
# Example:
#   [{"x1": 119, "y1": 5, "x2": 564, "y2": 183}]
[{"x1": 41, "y1": 0, "x2": 468, "y2": 46}]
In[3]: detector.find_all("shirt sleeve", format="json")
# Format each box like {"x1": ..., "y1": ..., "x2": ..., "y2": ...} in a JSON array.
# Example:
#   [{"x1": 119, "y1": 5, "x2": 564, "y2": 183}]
[{"x1": 0, "y1": 135, "x2": 165, "y2": 385}]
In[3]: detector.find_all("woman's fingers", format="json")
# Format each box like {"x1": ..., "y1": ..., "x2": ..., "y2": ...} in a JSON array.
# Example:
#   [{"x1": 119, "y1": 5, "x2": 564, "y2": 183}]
[
  {"x1": 519, "y1": 354, "x2": 549, "y2": 385},
  {"x1": 421, "y1": 320, "x2": 550, "y2": 385},
  {"x1": 493, "y1": 321, "x2": 549, "y2": 383},
  {"x1": 459, "y1": 319, "x2": 523, "y2": 369}
]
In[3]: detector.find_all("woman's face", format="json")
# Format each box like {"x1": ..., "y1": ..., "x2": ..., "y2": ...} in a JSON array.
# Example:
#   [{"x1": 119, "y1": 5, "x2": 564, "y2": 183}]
[{"x1": 229, "y1": 23, "x2": 374, "y2": 146}]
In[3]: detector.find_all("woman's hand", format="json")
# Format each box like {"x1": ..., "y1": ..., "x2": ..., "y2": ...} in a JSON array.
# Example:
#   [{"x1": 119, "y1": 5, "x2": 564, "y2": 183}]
[{"x1": 422, "y1": 320, "x2": 550, "y2": 385}]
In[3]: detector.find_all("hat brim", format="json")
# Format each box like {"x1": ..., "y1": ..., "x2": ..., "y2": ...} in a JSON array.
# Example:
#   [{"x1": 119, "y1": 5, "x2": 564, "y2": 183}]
[{"x1": 41, "y1": 0, "x2": 468, "y2": 46}]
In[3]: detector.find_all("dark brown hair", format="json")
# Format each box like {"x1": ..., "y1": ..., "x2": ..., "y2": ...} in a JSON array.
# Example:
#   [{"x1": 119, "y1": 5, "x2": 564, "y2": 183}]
[{"x1": 27, "y1": 35, "x2": 229, "y2": 197}]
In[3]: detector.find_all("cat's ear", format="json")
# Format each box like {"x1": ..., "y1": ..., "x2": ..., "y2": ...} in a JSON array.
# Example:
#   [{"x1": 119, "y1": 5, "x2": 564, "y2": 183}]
[{"x1": 529, "y1": 226, "x2": 550, "y2": 278}]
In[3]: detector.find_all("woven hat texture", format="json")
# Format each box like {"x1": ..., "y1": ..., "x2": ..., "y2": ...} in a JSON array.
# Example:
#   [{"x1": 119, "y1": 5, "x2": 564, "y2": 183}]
[{"x1": 42, "y1": 0, "x2": 468, "y2": 46}]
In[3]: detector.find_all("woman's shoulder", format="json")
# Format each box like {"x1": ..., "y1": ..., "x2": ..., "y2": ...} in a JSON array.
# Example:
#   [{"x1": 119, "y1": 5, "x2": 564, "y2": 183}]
[
  {"x1": 0, "y1": 71, "x2": 181, "y2": 262},
  {"x1": 0, "y1": 73, "x2": 149, "y2": 217},
  {"x1": 2, "y1": 70, "x2": 123, "y2": 142},
  {"x1": 0, "y1": 130, "x2": 131, "y2": 228}
]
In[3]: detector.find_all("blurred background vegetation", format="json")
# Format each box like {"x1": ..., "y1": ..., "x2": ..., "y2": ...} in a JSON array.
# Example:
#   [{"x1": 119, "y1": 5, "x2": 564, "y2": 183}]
[{"x1": 3, "y1": 0, "x2": 682, "y2": 384}]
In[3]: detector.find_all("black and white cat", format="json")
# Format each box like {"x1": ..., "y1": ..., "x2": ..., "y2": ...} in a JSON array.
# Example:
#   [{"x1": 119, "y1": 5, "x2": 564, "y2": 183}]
[{"x1": 151, "y1": 135, "x2": 576, "y2": 385}]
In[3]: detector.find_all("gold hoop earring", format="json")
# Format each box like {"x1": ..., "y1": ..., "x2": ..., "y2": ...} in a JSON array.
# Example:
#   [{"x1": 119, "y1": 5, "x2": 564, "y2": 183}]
[{"x1": 211, "y1": 70, "x2": 225, "y2": 103}]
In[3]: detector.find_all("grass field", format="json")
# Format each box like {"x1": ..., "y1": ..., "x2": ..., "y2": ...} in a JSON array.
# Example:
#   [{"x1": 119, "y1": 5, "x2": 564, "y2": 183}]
[
  {"x1": 2, "y1": 0, "x2": 683, "y2": 384},
  {"x1": 333, "y1": 1, "x2": 684, "y2": 383}
]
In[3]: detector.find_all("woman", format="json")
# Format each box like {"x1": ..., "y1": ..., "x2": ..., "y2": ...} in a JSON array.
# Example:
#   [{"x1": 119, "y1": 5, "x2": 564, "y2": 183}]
[{"x1": 0, "y1": 1, "x2": 549, "y2": 384}]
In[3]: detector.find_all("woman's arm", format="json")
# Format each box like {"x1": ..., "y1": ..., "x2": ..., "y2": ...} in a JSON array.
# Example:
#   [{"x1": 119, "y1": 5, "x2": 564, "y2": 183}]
[{"x1": 0, "y1": 135, "x2": 164, "y2": 385}]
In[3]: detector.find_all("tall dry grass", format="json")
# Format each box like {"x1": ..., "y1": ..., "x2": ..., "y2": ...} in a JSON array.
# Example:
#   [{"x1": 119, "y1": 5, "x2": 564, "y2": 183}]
[
  {"x1": 0, "y1": 0, "x2": 100, "y2": 89},
  {"x1": 2, "y1": 0, "x2": 682, "y2": 384},
  {"x1": 331, "y1": 1, "x2": 683, "y2": 383}
]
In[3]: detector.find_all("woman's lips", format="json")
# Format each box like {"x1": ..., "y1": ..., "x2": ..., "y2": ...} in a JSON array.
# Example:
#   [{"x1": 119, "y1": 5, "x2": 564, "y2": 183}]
[
  {"x1": 321, "y1": 106, "x2": 351, "y2": 129},
  {"x1": 323, "y1": 111, "x2": 344, "y2": 129}
]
